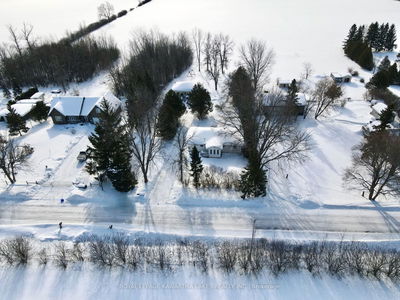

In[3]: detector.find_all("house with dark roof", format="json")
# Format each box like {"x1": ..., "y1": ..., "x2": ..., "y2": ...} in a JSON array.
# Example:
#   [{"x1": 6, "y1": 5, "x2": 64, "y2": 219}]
[{"x1": 48, "y1": 91, "x2": 122, "y2": 124}]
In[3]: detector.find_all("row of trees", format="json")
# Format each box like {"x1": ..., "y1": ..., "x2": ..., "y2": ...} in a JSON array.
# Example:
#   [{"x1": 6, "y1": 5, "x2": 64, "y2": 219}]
[
  {"x1": 2, "y1": 235, "x2": 400, "y2": 281},
  {"x1": 0, "y1": 24, "x2": 120, "y2": 96},
  {"x1": 343, "y1": 25, "x2": 374, "y2": 70},
  {"x1": 364, "y1": 22, "x2": 397, "y2": 52}
]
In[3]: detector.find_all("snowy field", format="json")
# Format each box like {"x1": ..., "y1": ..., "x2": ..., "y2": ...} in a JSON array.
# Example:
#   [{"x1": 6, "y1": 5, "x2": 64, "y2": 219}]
[{"x1": 1, "y1": 265, "x2": 399, "y2": 300}]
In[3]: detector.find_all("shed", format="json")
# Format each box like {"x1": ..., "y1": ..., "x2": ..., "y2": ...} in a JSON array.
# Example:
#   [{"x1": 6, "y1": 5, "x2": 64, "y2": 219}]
[{"x1": 330, "y1": 73, "x2": 352, "y2": 84}]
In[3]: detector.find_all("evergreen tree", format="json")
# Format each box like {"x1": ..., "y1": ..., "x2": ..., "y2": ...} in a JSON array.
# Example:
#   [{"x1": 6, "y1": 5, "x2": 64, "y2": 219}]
[
  {"x1": 387, "y1": 63, "x2": 398, "y2": 84},
  {"x1": 239, "y1": 154, "x2": 266, "y2": 199},
  {"x1": 366, "y1": 22, "x2": 379, "y2": 50},
  {"x1": 377, "y1": 23, "x2": 389, "y2": 51},
  {"x1": 286, "y1": 79, "x2": 299, "y2": 102},
  {"x1": 378, "y1": 56, "x2": 391, "y2": 72},
  {"x1": 357, "y1": 43, "x2": 374, "y2": 70},
  {"x1": 385, "y1": 24, "x2": 397, "y2": 51},
  {"x1": 107, "y1": 124, "x2": 137, "y2": 192},
  {"x1": 188, "y1": 83, "x2": 213, "y2": 119},
  {"x1": 157, "y1": 104, "x2": 179, "y2": 140},
  {"x1": 368, "y1": 70, "x2": 390, "y2": 89},
  {"x1": 31, "y1": 101, "x2": 49, "y2": 122},
  {"x1": 190, "y1": 146, "x2": 203, "y2": 188},
  {"x1": 343, "y1": 24, "x2": 358, "y2": 50},
  {"x1": 157, "y1": 90, "x2": 186, "y2": 140},
  {"x1": 86, "y1": 100, "x2": 136, "y2": 192},
  {"x1": 354, "y1": 25, "x2": 365, "y2": 41},
  {"x1": 6, "y1": 108, "x2": 28, "y2": 136},
  {"x1": 374, "y1": 104, "x2": 395, "y2": 131}
]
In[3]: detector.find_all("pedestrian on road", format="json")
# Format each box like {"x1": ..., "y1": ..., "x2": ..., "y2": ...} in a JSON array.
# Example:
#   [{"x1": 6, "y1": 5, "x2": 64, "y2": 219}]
[
  {"x1": 109, "y1": 225, "x2": 113, "y2": 230},
  {"x1": 60, "y1": 198, "x2": 64, "y2": 204},
  {"x1": 59, "y1": 222, "x2": 63, "y2": 230}
]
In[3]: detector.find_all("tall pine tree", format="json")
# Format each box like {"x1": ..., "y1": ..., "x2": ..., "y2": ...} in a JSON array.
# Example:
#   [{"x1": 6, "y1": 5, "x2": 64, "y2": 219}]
[
  {"x1": 190, "y1": 146, "x2": 203, "y2": 188},
  {"x1": 86, "y1": 100, "x2": 136, "y2": 192},
  {"x1": 385, "y1": 24, "x2": 397, "y2": 51},
  {"x1": 188, "y1": 83, "x2": 213, "y2": 119},
  {"x1": 157, "y1": 90, "x2": 186, "y2": 140},
  {"x1": 7, "y1": 108, "x2": 28, "y2": 136}
]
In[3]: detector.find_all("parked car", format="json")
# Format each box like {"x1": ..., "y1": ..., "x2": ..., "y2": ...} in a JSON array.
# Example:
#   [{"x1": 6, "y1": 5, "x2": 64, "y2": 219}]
[{"x1": 77, "y1": 151, "x2": 87, "y2": 162}]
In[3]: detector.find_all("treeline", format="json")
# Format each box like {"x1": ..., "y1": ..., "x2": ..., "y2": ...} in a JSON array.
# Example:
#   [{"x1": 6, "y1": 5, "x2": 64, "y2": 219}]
[
  {"x1": 0, "y1": 36, "x2": 120, "y2": 95},
  {"x1": 111, "y1": 30, "x2": 193, "y2": 115},
  {"x1": 1, "y1": 235, "x2": 400, "y2": 281},
  {"x1": 61, "y1": 10, "x2": 129, "y2": 44},
  {"x1": 343, "y1": 23, "x2": 397, "y2": 70}
]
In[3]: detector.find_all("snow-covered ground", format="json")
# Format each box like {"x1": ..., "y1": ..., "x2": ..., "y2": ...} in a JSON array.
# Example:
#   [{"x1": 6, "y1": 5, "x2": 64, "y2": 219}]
[
  {"x1": 1, "y1": 265, "x2": 399, "y2": 300},
  {"x1": 1, "y1": 0, "x2": 400, "y2": 297}
]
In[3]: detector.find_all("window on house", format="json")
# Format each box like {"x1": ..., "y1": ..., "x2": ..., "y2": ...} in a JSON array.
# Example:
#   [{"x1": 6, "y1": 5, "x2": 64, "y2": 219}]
[
  {"x1": 96, "y1": 107, "x2": 101, "y2": 114},
  {"x1": 55, "y1": 116, "x2": 63, "y2": 122}
]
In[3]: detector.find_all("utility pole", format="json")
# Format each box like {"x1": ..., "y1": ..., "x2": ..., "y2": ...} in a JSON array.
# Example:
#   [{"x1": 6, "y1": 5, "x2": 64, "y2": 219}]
[{"x1": 248, "y1": 218, "x2": 257, "y2": 264}]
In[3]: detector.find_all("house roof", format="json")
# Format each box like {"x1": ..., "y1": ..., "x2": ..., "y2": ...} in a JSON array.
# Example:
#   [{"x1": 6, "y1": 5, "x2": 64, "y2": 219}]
[
  {"x1": 171, "y1": 81, "x2": 196, "y2": 93},
  {"x1": 371, "y1": 102, "x2": 387, "y2": 115},
  {"x1": 0, "y1": 108, "x2": 9, "y2": 117},
  {"x1": 49, "y1": 91, "x2": 121, "y2": 117},
  {"x1": 188, "y1": 126, "x2": 239, "y2": 149},
  {"x1": 331, "y1": 72, "x2": 351, "y2": 78},
  {"x1": 11, "y1": 102, "x2": 37, "y2": 117},
  {"x1": 30, "y1": 92, "x2": 45, "y2": 99}
]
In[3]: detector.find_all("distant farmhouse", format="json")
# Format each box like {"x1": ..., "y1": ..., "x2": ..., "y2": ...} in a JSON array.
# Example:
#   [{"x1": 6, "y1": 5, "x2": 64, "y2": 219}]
[
  {"x1": 48, "y1": 91, "x2": 121, "y2": 124},
  {"x1": 363, "y1": 101, "x2": 400, "y2": 136},
  {"x1": 263, "y1": 92, "x2": 307, "y2": 116},
  {"x1": 330, "y1": 72, "x2": 352, "y2": 84},
  {"x1": 187, "y1": 126, "x2": 243, "y2": 158}
]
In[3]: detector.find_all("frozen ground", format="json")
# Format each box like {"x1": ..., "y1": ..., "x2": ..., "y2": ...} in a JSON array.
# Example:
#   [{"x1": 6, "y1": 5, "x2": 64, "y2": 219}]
[{"x1": 1, "y1": 265, "x2": 399, "y2": 300}]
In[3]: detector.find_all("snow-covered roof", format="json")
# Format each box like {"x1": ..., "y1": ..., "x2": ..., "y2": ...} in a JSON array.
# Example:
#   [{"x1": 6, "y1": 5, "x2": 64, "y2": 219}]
[
  {"x1": 49, "y1": 91, "x2": 121, "y2": 117},
  {"x1": 278, "y1": 79, "x2": 292, "y2": 85},
  {"x1": 331, "y1": 72, "x2": 351, "y2": 78},
  {"x1": 171, "y1": 81, "x2": 196, "y2": 93},
  {"x1": 30, "y1": 92, "x2": 45, "y2": 99},
  {"x1": 371, "y1": 102, "x2": 387, "y2": 115},
  {"x1": 0, "y1": 108, "x2": 9, "y2": 117},
  {"x1": 18, "y1": 99, "x2": 41, "y2": 104},
  {"x1": 11, "y1": 103, "x2": 37, "y2": 117},
  {"x1": 188, "y1": 126, "x2": 239, "y2": 149},
  {"x1": 296, "y1": 93, "x2": 307, "y2": 106}
]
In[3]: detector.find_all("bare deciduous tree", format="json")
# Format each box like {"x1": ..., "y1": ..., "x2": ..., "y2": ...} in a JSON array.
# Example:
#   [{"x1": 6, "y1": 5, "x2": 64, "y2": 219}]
[
  {"x1": 216, "y1": 33, "x2": 234, "y2": 75},
  {"x1": 98, "y1": 1, "x2": 115, "y2": 20},
  {"x1": 129, "y1": 111, "x2": 162, "y2": 183},
  {"x1": 208, "y1": 36, "x2": 221, "y2": 90},
  {"x1": 344, "y1": 131, "x2": 400, "y2": 201},
  {"x1": 192, "y1": 28, "x2": 203, "y2": 72},
  {"x1": 302, "y1": 62, "x2": 313, "y2": 80},
  {"x1": 313, "y1": 78, "x2": 343, "y2": 119},
  {"x1": 21, "y1": 23, "x2": 36, "y2": 51},
  {"x1": 0, "y1": 135, "x2": 33, "y2": 184},
  {"x1": 239, "y1": 39, "x2": 275, "y2": 91},
  {"x1": 7, "y1": 25, "x2": 23, "y2": 57},
  {"x1": 174, "y1": 126, "x2": 193, "y2": 183},
  {"x1": 202, "y1": 32, "x2": 212, "y2": 72}
]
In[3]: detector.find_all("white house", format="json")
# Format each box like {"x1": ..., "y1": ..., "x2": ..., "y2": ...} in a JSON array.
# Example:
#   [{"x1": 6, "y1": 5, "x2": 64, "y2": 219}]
[
  {"x1": 330, "y1": 72, "x2": 352, "y2": 84},
  {"x1": 0, "y1": 99, "x2": 41, "y2": 122},
  {"x1": 187, "y1": 126, "x2": 243, "y2": 158}
]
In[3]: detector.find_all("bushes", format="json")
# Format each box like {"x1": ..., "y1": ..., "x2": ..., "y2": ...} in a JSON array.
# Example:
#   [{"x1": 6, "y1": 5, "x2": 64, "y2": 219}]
[
  {"x1": 117, "y1": 10, "x2": 128, "y2": 18},
  {"x1": 197, "y1": 166, "x2": 241, "y2": 191},
  {"x1": 1, "y1": 235, "x2": 400, "y2": 282}
]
